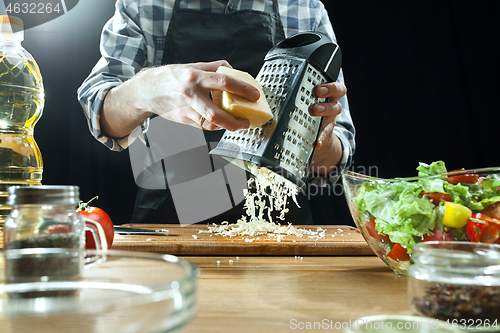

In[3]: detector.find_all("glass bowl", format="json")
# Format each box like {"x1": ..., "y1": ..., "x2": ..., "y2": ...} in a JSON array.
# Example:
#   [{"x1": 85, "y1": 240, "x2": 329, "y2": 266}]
[
  {"x1": 341, "y1": 166, "x2": 500, "y2": 275},
  {"x1": 408, "y1": 241, "x2": 500, "y2": 328},
  {"x1": 0, "y1": 249, "x2": 199, "y2": 333}
]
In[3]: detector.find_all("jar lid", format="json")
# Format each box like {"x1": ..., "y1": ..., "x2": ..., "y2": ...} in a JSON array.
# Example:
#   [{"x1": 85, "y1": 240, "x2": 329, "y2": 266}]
[
  {"x1": 0, "y1": 15, "x2": 24, "y2": 41},
  {"x1": 7, "y1": 186, "x2": 80, "y2": 205}
]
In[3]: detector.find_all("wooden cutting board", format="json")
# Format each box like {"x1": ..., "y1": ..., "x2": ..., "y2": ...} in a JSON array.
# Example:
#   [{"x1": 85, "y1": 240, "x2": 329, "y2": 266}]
[{"x1": 112, "y1": 224, "x2": 374, "y2": 256}]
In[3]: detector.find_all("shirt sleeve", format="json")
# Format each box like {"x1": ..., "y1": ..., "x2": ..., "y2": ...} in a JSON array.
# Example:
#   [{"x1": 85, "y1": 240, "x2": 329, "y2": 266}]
[
  {"x1": 77, "y1": 0, "x2": 147, "y2": 152},
  {"x1": 306, "y1": 3, "x2": 356, "y2": 186}
]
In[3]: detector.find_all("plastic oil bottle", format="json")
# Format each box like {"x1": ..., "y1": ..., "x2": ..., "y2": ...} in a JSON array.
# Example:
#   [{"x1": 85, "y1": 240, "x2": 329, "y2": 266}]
[{"x1": 0, "y1": 16, "x2": 44, "y2": 228}]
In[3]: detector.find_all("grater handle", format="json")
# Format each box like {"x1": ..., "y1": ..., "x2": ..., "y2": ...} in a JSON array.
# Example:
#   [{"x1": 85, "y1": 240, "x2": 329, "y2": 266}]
[{"x1": 266, "y1": 31, "x2": 342, "y2": 82}]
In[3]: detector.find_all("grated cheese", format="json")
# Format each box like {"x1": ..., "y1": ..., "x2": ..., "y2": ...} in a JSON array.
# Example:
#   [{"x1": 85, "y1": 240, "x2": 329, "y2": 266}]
[{"x1": 198, "y1": 164, "x2": 326, "y2": 241}]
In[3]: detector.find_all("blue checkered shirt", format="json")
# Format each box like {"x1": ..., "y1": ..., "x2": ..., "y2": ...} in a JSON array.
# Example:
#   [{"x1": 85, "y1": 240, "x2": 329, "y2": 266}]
[{"x1": 77, "y1": 0, "x2": 355, "y2": 185}]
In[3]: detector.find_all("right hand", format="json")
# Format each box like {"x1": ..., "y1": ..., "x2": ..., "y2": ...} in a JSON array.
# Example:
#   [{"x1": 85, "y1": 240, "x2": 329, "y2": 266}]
[
  {"x1": 136, "y1": 60, "x2": 258, "y2": 131},
  {"x1": 101, "y1": 60, "x2": 259, "y2": 138}
]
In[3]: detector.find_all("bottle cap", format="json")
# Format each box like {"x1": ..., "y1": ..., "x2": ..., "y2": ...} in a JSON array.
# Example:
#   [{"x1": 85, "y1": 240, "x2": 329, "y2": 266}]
[{"x1": 0, "y1": 15, "x2": 24, "y2": 41}]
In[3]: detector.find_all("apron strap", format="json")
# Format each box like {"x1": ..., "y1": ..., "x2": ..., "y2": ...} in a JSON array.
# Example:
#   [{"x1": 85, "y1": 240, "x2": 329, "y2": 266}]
[
  {"x1": 173, "y1": 0, "x2": 181, "y2": 13},
  {"x1": 141, "y1": 122, "x2": 169, "y2": 189},
  {"x1": 272, "y1": 0, "x2": 281, "y2": 20}
]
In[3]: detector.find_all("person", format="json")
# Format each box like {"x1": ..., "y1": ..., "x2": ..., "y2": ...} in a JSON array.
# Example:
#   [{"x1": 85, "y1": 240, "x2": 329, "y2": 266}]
[{"x1": 78, "y1": 0, "x2": 355, "y2": 225}]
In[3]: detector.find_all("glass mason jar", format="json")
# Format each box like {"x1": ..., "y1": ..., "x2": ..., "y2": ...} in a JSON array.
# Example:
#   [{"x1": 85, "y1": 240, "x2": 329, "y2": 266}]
[
  {"x1": 3, "y1": 185, "x2": 105, "y2": 282},
  {"x1": 408, "y1": 241, "x2": 500, "y2": 326}
]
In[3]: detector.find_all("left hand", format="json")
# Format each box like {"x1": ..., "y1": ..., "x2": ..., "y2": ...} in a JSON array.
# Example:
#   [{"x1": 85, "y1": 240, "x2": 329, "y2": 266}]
[{"x1": 309, "y1": 81, "x2": 347, "y2": 175}]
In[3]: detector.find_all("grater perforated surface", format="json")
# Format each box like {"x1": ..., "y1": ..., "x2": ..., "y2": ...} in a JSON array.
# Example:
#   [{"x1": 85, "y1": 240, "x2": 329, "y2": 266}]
[{"x1": 209, "y1": 32, "x2": 340, "y2": 188}]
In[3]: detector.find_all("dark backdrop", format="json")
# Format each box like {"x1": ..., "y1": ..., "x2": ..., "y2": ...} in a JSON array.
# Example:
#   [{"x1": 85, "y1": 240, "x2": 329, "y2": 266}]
[{"x1": 16, "y1": 1, "x2": 500, "y2": 226}]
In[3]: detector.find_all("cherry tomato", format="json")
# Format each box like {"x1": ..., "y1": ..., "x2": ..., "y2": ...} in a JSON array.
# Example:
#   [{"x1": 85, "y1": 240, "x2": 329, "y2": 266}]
[
  {"x1": 77, "y1": 197, "x2": 114, "y2": 249},
  {"x1": 466, "y1": 212, "x2": 500, "y2": 243},
  {"x1": 365, "y1": 216, "x2": 390, "y2": 243},
  {"x1": 45, "y1": 225, "x2": 71, "y2": 234},
  {"x1": 481, "y1": 224, "x2": 500, "y2": 244},
  {"x1": 421, "y1": 229, "x2": 452, "y2": 242},
  {"x1": 387, "y1": 243, "x2": 411, "y2": 262},
  {"x1": 481, "y1": 202, "x2": 500, "y2": 221},
  {"x1": 420, "y1": 192, "x2": 452, "y2": 205},
  {"x1": 445, "y1": 170, "x2": 480, "y2": 185}
]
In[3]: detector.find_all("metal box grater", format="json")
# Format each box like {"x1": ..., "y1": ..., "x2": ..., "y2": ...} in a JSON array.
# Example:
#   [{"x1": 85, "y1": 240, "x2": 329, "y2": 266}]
[{"x1": 209, "y1": 31, "x2": 342, "y2": 188}]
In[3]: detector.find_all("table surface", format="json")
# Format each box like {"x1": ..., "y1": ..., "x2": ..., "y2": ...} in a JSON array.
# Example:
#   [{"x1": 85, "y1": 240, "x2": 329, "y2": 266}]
[
  {"x1": 0, "y1": 226, "x2": 413, "y2": 332},
  {"x1": 180, "y1": 255, "x2": 412, "y2": 333},
  {"x1": 112, "y1": 226, "x2": 411, "y2": 332}
]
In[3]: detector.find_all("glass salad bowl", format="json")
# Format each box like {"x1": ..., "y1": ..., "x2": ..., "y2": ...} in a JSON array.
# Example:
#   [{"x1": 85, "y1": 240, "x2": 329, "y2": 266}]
[
  {"x1": 0, "y1": 249, "x2": 199, "y2": 333},
  {"x1": 341, "y1": 162, "x2": 500, "y2": 276}
]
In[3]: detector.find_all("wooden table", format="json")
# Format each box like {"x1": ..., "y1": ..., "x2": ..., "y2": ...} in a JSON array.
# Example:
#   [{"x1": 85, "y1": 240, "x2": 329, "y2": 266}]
[
  {"x1": 180, "y1": 256, "x2": 411, "y2": 333},
  {"x1": 112, "y1": 224, "x2": 413, "y2": 332},
  {"x1": 0, "y1": 225, "x2": 413, "y2": 332}
]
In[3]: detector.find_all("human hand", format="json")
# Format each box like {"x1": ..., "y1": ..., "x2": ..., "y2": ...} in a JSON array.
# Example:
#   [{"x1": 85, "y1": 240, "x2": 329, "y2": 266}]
[
  {"x1": 309, "y1": 82, "x2": 347, "y2": 174},
  {"x1": 138, "y1": 60, "x2": 259, "y2": 131},
  {"x1": 309, "y1": 81, "x2": 347, "y2": 149}
]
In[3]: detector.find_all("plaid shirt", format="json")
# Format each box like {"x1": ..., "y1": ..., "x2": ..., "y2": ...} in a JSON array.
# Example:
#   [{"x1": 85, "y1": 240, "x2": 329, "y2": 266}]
[{"x1": 77, "y1": 0, "x2": 355, "y2": 185}]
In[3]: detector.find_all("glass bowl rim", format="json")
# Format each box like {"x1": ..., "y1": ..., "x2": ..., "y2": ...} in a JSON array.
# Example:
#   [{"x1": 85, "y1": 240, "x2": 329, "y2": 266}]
[
  {"x1": 341, "y1": 166, "x2": 500, "y2": 183},
  {"x1": 344, "y1": 315, "x2": 465, "y2": 333},
  {"x1": 413, "y1": 240, "x2": 500, "y2": 258}
]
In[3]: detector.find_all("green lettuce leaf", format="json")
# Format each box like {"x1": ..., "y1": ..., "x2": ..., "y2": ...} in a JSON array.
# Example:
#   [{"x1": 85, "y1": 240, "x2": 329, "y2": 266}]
[
  {"x1": 416, "y1": 161, "x2": 448, "y2": 177},
  {"x1": 355, "y1": 180, "x2": 440, "y2": 253}
]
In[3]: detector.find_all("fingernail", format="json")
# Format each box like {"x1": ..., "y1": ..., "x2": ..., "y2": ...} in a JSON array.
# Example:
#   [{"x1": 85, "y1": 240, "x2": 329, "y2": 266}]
[
  {"x1": 318, "y1": 86, "x2": 329, "y2": 97},
  {"x1": 252, "y1": 90, "x2": 260, "y2": 101},
  {"x1": 316, "y1": 105, "x2": 326, "y2": 115}
]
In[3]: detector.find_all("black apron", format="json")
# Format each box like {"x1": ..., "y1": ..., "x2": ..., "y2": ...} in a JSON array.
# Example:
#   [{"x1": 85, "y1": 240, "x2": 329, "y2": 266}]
[{"x1": 131, "y1": 0, "x2": 313, "y2": 225}]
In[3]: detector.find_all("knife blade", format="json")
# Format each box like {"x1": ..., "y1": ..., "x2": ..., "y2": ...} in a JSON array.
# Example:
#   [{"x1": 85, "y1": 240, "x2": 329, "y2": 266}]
[{"x1": 114, "y1": 227, "x2": 170, "y2": 235}]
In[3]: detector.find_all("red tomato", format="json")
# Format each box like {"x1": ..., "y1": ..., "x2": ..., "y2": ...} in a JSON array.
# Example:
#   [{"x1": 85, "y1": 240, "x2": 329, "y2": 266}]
[
  {"x1": 481, "y1": 223, "x2": 500, "y2": 244},
  {"x1": 481, "y1": 224, "x2": 500, "y2": 244},
  {"x1": 445, "y1": 170, "x2": 480, "y2": 185},
  {"x1": 45, "y1": 225, "x2": 71, "y2": 234},
  {"x1": 420, "y1": 192, "x2": 452, "y2": 205},
  {"x1": 387, "y1": 243, "x2": 411, "y2": 262},
  {"x1": 466, "y1": 213, "x2": 500, "y2": 243},
  {"x1": 481, "y1": 202, "x2": 500, "y2": 221},
  {"x1": 77, "y1": 197, "x2": 114, "y2": 249},
  {"x1": 421, "y1": 229, "x2": 452, "y2": 242},
  {"x1": 365, "y1": 216, "x2": 390, "y2": 243}
]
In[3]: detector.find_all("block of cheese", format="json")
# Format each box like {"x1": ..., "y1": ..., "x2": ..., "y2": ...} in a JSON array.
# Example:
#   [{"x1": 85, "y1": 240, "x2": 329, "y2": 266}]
[{"x1": 216, "y1": 66, "x2": 273, "y2": 128}]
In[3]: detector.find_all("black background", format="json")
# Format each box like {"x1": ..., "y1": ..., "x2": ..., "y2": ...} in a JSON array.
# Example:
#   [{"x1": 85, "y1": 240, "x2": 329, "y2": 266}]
[{"x1": 16, "y1": 0, "x2": 500, "y2": 226}]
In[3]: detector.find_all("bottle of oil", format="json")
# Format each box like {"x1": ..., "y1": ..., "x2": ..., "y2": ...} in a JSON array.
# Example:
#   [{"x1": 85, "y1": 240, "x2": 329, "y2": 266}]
[{"x1": 0, "y1": 16, "x2": 44, "y2": 229}]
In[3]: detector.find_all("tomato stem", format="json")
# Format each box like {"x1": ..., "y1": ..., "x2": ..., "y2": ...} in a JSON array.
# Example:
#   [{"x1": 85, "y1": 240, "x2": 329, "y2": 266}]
[{"x1": 78, "y1": 196, "x2": 99, "y2": 211}]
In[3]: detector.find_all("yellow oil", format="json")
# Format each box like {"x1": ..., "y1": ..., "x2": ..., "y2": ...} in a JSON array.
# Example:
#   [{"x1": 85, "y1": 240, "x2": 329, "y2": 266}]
[{"x1": 0, "y1": 50, "x2": 44, "y2": 229}]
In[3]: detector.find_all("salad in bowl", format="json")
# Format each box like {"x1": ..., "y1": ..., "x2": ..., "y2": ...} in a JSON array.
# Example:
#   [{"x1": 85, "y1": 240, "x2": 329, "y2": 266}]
[{"x1": 341, "y1": 161, "x2": 500, "y2": 275}]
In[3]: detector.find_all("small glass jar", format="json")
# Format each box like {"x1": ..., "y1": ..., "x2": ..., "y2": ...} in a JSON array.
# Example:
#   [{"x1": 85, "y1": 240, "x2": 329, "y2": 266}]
[
  {"x1": 408, "y1": 241, "x2": 500, "y2": 325},
  {"x1": 3, "y1": 185, "x2": 105, "y2": 282}
]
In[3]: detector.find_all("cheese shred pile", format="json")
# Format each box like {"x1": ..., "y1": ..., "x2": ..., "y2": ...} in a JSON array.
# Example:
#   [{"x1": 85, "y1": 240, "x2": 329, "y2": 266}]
[{"x1": 199, "y1": 164, "x2": 326, "y2": 241}]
